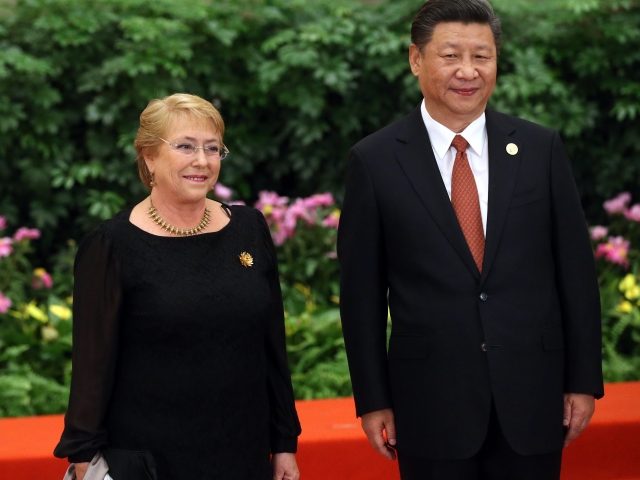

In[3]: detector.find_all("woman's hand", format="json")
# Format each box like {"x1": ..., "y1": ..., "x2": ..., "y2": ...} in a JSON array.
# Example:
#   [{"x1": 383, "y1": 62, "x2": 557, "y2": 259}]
[
  {"x1": 272, "y1": 452, "x2": 300, "y2": 480},
  {"x1": 73, "y1": 462, "x2": 89, "y2": 480}
]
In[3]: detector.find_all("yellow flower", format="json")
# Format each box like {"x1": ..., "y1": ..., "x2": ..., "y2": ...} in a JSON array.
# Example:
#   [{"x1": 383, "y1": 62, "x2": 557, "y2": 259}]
[
  {"x1": 33, "y1": 267, "x2": 46, "y2": 277},
  {"x1": 625, "y1": 285, "x2": 640, "y2": 301},
  {"x1": 41, "y1": 325, "x2": 59, "y2": 342},
  {"x1": 619, "y1": 273, "x2": 637, "y2": 293},
  {"x1": 25, "y1": 302, "x2": 48, "y2": 323},
  {"x1": 294, "y1": 283, "x2": 311, "y2": 297},
  {"x1": 49, "y1": 304, "x2": 72, "y2": 320},
  {"x1": 617, "y1": 301, "x2": 634, "y2": 314}
]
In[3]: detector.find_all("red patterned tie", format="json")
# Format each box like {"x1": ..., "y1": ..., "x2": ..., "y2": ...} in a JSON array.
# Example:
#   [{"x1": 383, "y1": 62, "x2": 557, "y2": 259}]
[{"x1": 451, "y1": 135, "x2": 484, "y2": 272}]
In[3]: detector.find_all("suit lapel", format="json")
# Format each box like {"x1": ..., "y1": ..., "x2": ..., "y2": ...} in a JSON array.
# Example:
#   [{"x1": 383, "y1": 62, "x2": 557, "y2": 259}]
[
  {"x1": 480, "y1": 109, "x2": 522, "y2": 285},
  {"x1": 394, "y1": 108, "x2": 480, "y2": 278}
]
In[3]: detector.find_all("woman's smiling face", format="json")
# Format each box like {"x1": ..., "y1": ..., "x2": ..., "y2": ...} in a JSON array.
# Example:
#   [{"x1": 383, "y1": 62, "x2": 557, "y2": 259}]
[{"x1": 144, "y1": 115, "x2": 222, "y2": 205}]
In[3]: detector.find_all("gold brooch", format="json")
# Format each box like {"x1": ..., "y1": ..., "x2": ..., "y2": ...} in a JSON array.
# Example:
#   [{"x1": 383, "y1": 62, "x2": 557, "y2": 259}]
[{"x1": 238, "y1": 251, "x2": 254, "y2": 267}]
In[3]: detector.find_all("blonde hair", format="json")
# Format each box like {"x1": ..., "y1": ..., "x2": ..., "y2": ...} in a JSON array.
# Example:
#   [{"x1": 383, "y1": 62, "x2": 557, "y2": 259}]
[{"x1": 134, "y1": 93, "x2": 225, "y2": 189}]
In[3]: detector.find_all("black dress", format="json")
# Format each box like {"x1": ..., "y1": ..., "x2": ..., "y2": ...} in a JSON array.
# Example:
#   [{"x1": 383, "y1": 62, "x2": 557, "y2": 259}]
[{"x1": 54, "y1": 205, "x2": 301, "y2": 479}]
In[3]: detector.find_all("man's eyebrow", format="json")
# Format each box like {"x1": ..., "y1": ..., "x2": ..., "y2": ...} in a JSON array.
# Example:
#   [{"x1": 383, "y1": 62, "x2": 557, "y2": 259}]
[{"x1": 439, "y1": 42, "x2": 494, "y2": 51}]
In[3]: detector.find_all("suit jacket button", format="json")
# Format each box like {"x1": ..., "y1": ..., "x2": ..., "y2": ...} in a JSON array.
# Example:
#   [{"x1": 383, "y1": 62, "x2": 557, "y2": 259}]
[
  {"x1": 479, "y1": 292, "x2": 488, "y2": 301},
  {"x1": 481, "y1": 342, "x2": 488, "y2": 352}
]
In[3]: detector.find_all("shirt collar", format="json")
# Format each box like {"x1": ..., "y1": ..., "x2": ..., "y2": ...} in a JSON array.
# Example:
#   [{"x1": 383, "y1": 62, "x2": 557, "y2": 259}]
[{"x1": 420, "y1": 99, "x2": 486, "y2": 159}]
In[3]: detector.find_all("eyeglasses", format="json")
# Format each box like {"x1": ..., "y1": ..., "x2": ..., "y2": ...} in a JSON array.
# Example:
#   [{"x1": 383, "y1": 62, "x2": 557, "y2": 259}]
[{"x1": 158, "y1": 137, "x2": 229, "y2": 160}]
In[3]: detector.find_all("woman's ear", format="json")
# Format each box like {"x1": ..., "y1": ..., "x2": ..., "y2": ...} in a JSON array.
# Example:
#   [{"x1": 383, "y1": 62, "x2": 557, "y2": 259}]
[{"x1": 143, "y1": 149, "x2": 156, "y2": 176}]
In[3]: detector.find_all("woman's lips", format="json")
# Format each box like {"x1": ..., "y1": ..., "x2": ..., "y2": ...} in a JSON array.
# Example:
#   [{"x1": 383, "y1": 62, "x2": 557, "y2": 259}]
[{"x1": 183, "y1": 175, "x2": 208, "y2": 182}]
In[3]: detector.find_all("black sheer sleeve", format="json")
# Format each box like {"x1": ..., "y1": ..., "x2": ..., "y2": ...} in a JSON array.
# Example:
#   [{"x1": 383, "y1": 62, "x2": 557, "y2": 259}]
[
  {"x1": 53, "y1": 227, "x2": 122, "y2": 462},
  {"x1": 255, "y1": 210, "x2": 302, "y2": 453}
]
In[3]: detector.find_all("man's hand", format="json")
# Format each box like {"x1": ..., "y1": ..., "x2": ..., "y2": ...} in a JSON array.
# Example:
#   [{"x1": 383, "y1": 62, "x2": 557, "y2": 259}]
[
  {"x1": 361, "y1": 408, "x2": 397, "y2": 460},
  {"x1": 73, "y1": 462, "x2": 89, "y2": 480},
  {"x1": 272, "y1": 452, "x2": 300, "y2": 480},
  {"x1": 563, "y1": 393, "x2": 596, "y2": 447}
]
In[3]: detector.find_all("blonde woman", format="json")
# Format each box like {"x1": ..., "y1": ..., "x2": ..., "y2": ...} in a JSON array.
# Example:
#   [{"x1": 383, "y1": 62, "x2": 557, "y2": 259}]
[{"x1": 55, "y1": 93, "x2": 301, "y2": 480}]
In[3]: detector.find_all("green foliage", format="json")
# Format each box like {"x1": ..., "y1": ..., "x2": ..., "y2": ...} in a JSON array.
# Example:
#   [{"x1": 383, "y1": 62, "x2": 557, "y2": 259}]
[
  {"x1": 590, "y1": 193, "x2": 640, "y2": 381},
  {"x1": 0, "y1": 365, "x2": 69, "y2": 417},
  {"x1": 1, "y1": 0, "x2": 638, "y2": 252},
  {"x1": 1, "y1": 0, "x2": 640, "y2": 417},
  {"x1": 599, "y1": 272, "x2": 640, "y2": 381},
  {"x1": 0, "y1": 218, "x2": 74, "y2": 416},
  {"x1": 491, "y1": 0, "x2": 640, "y2": 215},
  {"x1": 286, "y1": 307, "x2": 351, "y2": 400},
  {"x1": 253, "y1": 191, "x2": 340, "y2": 314},
  {"x1": 0, "y1": 0, "x2": 417, "y2": 256}
]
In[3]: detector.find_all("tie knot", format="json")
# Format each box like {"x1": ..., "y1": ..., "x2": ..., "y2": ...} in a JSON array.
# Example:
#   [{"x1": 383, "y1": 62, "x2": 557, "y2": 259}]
[{"x1": 452, "y1": 135, "x2": 469, "y2": 153}]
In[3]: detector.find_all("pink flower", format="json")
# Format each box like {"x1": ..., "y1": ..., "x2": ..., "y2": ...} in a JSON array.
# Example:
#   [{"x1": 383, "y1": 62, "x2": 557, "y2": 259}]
[
  {"x1": 0, "y1": 237, "x2": 12, "y2": 257},
  {"x1": 32, "y1": 268, "x2": 53, "y2": 289},
  {"x1": 255, "y1": 192, "x2": 292, "y2": 244},
  {"x1": 303, "y1": 193, "x2": 335, "y2": 209},
  {"x1": 255, "y1": 191, "x2": 289, "y2": 215},
  {"x1": 213, "y1": 183, "x2": 233, "y2": 201},
  {"x1": 0, "y1": 216, "x2": 6, "y2": 230},
  {"x1": 0, "y1": 291, "x2": 12, "y2": 313},
  {"x1": 322, "y1": 209, "x2": 341, "y2": 229},
  {"x1": 595, "y1": 236, "x2": 630, "y2": 268},
  {"x1": 253, "y1": 190, "x2": 339, "y2": 245},
  {"x1": 13, "y1": 227, "x2": 41, "y2": 242},
  {"x1": 286, "y1": 199, "x2": 315, "y2": 227},
  {"x1": 624, "y1": 204, "x2": 640, "y2": 222},
  {"x1": 269, "y1": 215, "x2": 295, "y2": 246},
  {"x1": 589, "y1": 225, "x2": 608, "y2": 241},
  {"x1": 272, "y1": 228, "x2": 291, "y2": 246},
  {"x1": 603, "y1": 192, "x2": 632, "y2": 215}
]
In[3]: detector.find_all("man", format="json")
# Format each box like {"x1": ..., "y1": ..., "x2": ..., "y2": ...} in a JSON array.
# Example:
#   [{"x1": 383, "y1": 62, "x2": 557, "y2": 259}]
[{"x1": 337, "y1": 1, "x2": 603, "y2": 479}]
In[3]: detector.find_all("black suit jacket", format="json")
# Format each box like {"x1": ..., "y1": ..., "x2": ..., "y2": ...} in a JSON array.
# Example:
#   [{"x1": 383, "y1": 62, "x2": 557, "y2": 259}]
[{"x1": 338, "y1": 107, "x2": 603, "y2": 459}]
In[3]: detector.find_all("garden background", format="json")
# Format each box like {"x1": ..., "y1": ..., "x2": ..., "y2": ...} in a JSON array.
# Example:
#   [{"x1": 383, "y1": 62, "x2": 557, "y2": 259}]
[{"x1": 1, "y1": 0, "x2": 639, "y2": 417}]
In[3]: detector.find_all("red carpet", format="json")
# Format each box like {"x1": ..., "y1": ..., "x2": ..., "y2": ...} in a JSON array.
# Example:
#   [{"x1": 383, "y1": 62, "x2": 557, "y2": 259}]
[{"x1": 1, "y1": 382, "x2": 638, "y2": 479}]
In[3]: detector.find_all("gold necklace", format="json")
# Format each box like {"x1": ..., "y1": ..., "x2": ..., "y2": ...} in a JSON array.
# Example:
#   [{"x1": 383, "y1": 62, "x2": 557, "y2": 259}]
[{"x1": 147, "y1": 198, "x2": 211, "y2": 236}]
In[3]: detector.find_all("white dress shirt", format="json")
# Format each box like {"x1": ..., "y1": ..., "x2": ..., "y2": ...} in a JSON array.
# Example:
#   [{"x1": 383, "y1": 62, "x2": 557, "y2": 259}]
[{"x1": 419, "y1": 99, "x2": 489, "y2": 235}]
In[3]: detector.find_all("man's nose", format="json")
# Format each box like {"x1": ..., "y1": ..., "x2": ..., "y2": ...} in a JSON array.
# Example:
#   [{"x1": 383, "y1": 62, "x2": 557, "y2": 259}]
[{"x1": 456, "y1": 59, "x2": 477, "y2": 80}]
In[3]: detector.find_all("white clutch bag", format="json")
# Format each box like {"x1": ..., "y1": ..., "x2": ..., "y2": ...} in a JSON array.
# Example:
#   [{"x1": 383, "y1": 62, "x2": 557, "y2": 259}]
[{"x1": 62, "y1": 452, "x2": 113, "y2": 480}]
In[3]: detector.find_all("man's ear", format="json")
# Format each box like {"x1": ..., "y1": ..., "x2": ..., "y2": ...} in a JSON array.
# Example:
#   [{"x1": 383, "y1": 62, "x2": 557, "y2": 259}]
[{"x1": 409, "y1": 44, "x2": 421, "y2": 76}]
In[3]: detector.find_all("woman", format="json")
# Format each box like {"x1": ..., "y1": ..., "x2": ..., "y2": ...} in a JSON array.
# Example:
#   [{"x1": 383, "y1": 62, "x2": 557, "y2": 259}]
[{"x1": 54, "y1": 93, "x2": 301, "y2": 480}]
